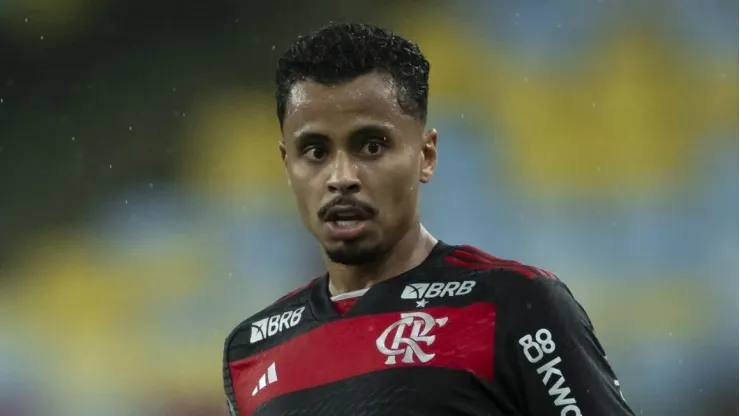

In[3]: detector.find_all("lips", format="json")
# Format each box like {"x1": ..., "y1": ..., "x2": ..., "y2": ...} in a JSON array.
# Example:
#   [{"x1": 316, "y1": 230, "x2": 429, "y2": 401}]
[
  {"x1": 323, "y1": 206, "x2": 373, "y2": 240},
  {"x1": 325, "y1": 205, "x2": 372, "y2": 221}
]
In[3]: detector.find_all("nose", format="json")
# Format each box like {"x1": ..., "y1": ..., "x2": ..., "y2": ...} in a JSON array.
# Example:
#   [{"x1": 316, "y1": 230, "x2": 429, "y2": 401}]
[{"x1": 326, "y1": 151, "x2": 360, "y2": 194}]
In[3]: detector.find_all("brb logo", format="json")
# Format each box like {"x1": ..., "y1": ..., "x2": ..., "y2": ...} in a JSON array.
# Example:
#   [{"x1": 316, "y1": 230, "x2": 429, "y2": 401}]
[
  {"x1": 376, "y1": 311, "x2": 448, "y2": 365},
  {"x1": 250, "y1": 307, "x2": 305, "y2": 344},
  {"x1": 401, "y1": 281, "x2": 475, "y2": 307}
]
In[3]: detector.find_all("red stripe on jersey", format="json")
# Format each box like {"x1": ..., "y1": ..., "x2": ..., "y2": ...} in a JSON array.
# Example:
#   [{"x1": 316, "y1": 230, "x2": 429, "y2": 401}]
[
  {"x1": 457, "y1": 245, "x2": 499, "y2": 263},
  {"x1": 534, "y1": 268, "x2": 558, "y2": 279},
  {"x1": 448, "y1": 247, "x2": 557, "y2": 280},
  {"x1": 444, "y1": 256, "x2": 500, "y2": 270},
  {"x1": 230, "y1": 303, "x2": 496, "y2": 414},
  {"x1": 444, "y1": 256, "x2": 538, "y2": 278},
  {"x1": 449, "y1": 249, "x2": 494, "y2": 264},
  {"x1": 333, "y1": 297, "x2": 359, "y2": 316}
]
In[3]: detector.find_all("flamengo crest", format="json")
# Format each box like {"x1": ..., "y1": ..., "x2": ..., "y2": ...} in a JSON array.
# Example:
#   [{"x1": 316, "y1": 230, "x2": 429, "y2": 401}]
[{"x1": 376, "y1": 311, "x2": 448, "y2": 365}]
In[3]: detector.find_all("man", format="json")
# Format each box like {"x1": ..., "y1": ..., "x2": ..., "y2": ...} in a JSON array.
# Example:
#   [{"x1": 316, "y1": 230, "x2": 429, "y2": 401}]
[{"x1": 223, "y1": 22, "x2": 634, "y2": 416}]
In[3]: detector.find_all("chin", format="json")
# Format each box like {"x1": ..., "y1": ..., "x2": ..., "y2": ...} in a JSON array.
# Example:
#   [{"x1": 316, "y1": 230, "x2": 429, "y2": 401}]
[{"x1": 324, "y1": 240, "x2": 390, "y2": 266}]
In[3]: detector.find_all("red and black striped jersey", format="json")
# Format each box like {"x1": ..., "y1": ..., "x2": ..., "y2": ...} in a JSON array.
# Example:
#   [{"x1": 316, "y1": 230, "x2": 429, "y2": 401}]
[{"x1": 222, "y1": 241, "x2": 634, "y2": 416}]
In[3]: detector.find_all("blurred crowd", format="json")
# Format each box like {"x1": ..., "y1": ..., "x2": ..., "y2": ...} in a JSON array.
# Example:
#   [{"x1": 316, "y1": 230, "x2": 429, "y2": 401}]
[{"x1": 0, "y1": 0, "x2": 737, "y2": 415}]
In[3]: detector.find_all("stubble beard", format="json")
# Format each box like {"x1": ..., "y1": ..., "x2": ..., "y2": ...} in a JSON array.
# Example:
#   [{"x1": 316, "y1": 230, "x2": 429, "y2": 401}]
[{"x1": 324, "y1": 240, "x2": 393, "y2": 266}]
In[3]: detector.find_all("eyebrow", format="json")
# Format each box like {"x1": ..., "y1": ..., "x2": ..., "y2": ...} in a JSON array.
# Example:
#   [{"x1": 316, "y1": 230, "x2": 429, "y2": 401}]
[
  {"x1": 293, "y1": 131, "x2": 329, "y2": 151},
  {"x1": 292, "y1": 122, "x2": 395, "y2": 149}
]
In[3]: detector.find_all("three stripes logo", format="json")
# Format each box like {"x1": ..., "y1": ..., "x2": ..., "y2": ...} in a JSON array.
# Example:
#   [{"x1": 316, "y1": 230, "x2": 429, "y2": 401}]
[
  {"x1": 445, "y1": 245, "x2": 557, "y2": 280},
  {"x1": 252, "y1": 362, "x2": 278, "y2": 396}
]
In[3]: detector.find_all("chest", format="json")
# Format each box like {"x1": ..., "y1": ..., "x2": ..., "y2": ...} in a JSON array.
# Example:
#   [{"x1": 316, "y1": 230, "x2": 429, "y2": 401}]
[{"x1": 232, "y1": 302, "x2": 499, "y2": 415}]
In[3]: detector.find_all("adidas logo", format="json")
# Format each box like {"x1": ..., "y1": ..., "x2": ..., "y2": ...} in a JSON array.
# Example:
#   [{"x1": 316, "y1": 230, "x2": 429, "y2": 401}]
[{"x1": 252, "y1": 362, "x2": 278, "y2": 396}]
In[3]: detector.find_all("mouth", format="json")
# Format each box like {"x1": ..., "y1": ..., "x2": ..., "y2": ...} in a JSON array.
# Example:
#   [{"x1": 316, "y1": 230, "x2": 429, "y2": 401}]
[{"x1": 323, "y1": 207, "x2": 373, "y2": 240}]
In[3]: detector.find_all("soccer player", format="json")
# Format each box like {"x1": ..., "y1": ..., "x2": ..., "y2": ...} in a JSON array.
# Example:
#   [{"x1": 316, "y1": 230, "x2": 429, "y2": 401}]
[{"x1": 223, "y1": 22, "x2": 634, "y2": 416}]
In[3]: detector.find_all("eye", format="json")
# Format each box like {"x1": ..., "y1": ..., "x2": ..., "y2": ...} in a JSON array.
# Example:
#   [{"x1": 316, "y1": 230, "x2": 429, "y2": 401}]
[
  {"x1": 360, "y1": 139, "x2": 387, "y2": 156},
  {"x1": 303, "y1": 146, "x2": 328, "y2": 162}
]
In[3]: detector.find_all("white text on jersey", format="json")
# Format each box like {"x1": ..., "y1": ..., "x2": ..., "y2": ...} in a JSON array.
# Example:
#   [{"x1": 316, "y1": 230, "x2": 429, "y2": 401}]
[
  {"x1": 250, "y1": 307, "x2": 305, "y2": 343},
  {"x1": 519, "y1": 328, "x2": 582, "y2": 416},
  {"x1": 401, "y1": 281, "x2": 476, "y2": 301}
]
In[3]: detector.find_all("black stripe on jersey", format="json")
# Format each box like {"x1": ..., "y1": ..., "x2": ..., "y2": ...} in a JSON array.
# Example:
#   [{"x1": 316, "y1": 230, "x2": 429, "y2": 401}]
[
  {"x1": 230, "y1": 302, "x2": 497, "y2": 414},
  {"x1": 252, "y1": 367, "x2": 520, "y2": 416}
]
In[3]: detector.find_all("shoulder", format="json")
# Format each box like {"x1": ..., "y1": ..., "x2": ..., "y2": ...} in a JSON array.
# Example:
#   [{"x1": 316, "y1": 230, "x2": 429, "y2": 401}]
[
  {"x1": 444, "y1": 244, "x2": 574, "y2": 304},
  {"x1": 446, "y1": 245, "x2": 597, "y2": 340},
  {"x1": 444, "y1": 244, "x2": 559, "y2": 282},
  {"x1": 223, "y1": 278, "x2": 316, "y2": 358}
]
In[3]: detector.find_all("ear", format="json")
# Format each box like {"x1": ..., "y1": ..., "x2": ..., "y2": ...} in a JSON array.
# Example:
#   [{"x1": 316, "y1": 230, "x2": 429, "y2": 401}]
[
  {"x1": 419, "y1": 128, "x2": 438, "y2": 184},
  {"x1": 279, "y1": 141, "x2": 291, "y2": 186}
]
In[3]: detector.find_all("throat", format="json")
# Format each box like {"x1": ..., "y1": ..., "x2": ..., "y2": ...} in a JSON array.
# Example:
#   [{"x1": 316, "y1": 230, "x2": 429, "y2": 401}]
[{"x1": 326, "y1": 223, "x2": 437, "y2": 296}]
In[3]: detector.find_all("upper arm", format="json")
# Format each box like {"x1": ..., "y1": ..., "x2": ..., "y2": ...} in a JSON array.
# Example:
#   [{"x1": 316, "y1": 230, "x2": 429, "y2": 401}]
[{"x1": 499, "y1": 276, "x2": 634, "y2": 416}]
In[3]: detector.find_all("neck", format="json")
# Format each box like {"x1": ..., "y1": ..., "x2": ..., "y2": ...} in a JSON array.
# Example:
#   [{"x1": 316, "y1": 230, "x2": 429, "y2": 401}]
[{"x1": 326, "y1": 222, "x2": 438, "y2": 296}]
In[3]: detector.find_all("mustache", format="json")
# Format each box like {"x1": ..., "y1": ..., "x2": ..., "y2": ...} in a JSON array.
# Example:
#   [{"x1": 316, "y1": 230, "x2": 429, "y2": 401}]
[{"x1": 317, "y1": 196, "x2": 378, "y2": 221}]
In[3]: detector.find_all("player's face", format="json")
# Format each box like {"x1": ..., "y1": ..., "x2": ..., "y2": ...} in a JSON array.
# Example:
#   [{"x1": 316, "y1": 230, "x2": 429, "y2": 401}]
[{"x1": 280, "y1": 73, "x2": 437, "y2": 265}]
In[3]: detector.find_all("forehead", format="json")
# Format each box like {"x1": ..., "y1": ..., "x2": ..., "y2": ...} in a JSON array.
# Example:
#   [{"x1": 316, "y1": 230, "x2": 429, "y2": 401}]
[{"x1": 282, "y1": 73, "x2": 416, "y2": 139}]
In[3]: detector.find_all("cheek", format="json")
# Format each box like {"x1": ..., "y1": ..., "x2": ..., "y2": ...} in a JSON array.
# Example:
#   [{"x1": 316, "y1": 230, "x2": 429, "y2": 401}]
[
  {"x1": 288, "y1": 165, "x2": 321, "y2": 213},
  {"x1": 289, "y1": 159, "x2": 313, "y2": 184},
  {"x1": 379, "y1": 159, "x2": 421, "y2": 208}
]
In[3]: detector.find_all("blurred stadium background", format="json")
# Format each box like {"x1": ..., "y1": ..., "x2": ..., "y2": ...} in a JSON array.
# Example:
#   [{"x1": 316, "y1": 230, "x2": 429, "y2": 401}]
[{"x1": 0, "y1": 0, "x2": 737, "y2": 415}]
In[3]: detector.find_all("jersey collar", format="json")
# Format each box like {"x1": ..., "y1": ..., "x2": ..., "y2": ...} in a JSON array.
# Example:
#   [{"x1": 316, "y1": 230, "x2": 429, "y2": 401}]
[{"x1": 308, "y1": 241, "x2": 452, "y2": 321}]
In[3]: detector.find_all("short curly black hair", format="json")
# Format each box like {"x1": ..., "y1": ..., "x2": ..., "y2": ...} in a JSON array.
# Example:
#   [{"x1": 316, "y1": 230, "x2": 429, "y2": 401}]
[{"x1": 275, "y1": 22, "x2": 430, "y2": 127}]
